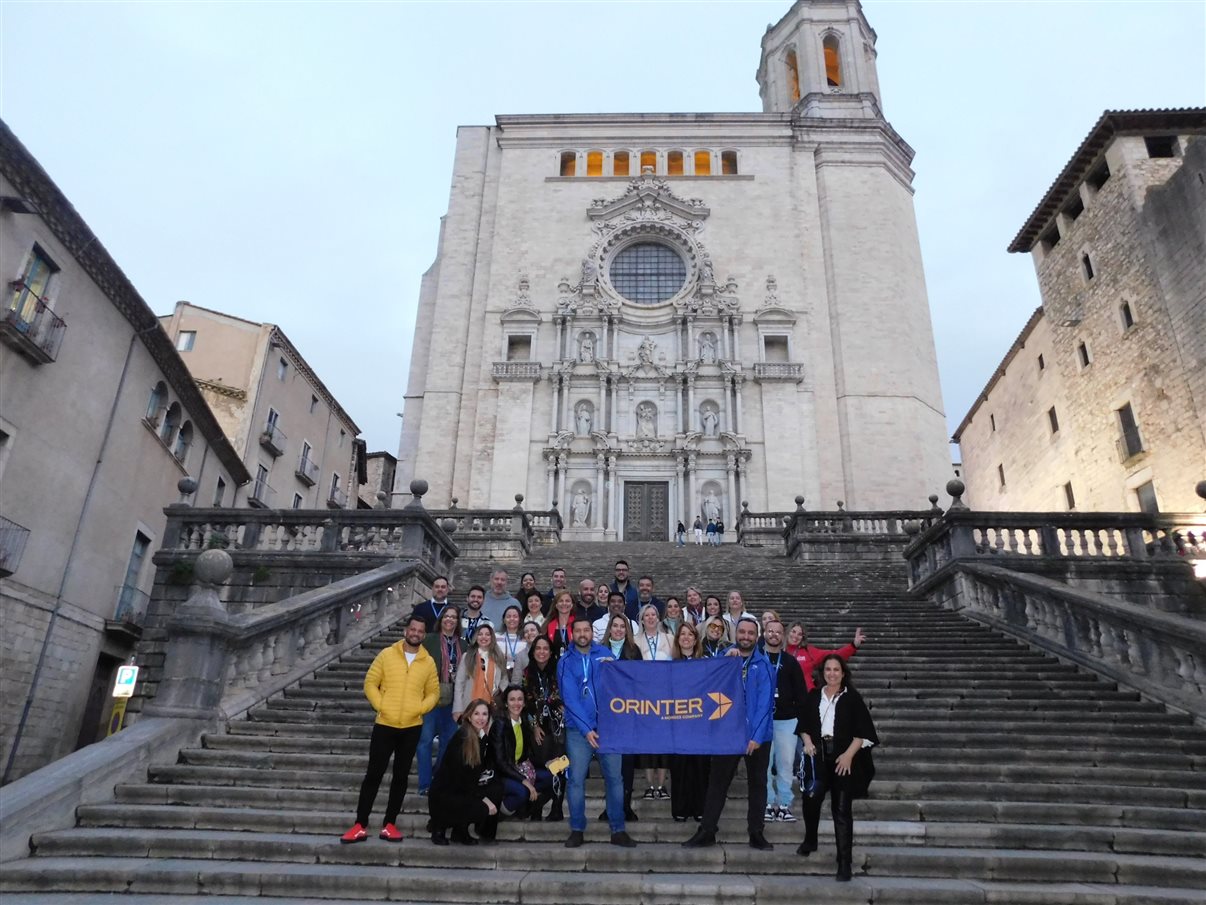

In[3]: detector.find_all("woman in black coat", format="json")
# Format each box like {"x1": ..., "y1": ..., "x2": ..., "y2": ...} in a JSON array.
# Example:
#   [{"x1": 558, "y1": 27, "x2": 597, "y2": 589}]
[
  {"x1": 523, "y1": 636, "x2": 565, "y2": 821},
  {"x1": 795, "y1": 653, "x2": 878, "y2": 881},
  {"x1": 428, "y1": 699, "x2": 504, "y2": 846},
  {"x1": 491, "y1": 685, "x2": 555, "y2": 824}
]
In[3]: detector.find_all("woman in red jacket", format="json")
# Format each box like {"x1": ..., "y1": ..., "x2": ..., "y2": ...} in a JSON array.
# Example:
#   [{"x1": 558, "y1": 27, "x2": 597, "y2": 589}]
[
  {"x1": 545, "y1": 590, "x2": 576, "y2": 653},
  {"x1": 786, "y1": 623, "x2": 866, "y2": 691}
]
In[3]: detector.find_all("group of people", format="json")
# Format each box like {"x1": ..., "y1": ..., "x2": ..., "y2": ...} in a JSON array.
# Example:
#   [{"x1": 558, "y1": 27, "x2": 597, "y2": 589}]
[
  {"x1": 339, "y1": 561, "x2": 878, "y2": 882},
  {"x1": 675, "y1": 517, "x2": 725, "y2": 545}
]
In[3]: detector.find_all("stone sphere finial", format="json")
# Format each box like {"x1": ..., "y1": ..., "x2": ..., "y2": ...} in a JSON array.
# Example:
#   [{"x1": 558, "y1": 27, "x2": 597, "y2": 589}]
[
  {"x1": 794, "y1": 495, "x2": 806, "y2": 511},
  {"x1": 178, "y1": 477, "x2": 198, "y2": 498},
  {"x1": 1196, "y1": 480, "x2": 1206, "y2": 501},
  {"x1": 903, "y1": 520, "x2": 921, "y2": 536},
  {"x1": 194, "y1": 548, "x2": 233, "y2": 586},
  {"x1": 406, "y1": 479, "x2": 428, "y2": 509},
  {"x1": 550, "y1": 501, "x2": 558, "y2": 509},
  {"x1": 928, "y1": 494, "x2": 941, "y2": 511},
  {"x1": 946, "y1": 479, "x2": 968, "y2": 511},
  {"x1": 450, "y1": 497, "x2": 459, "y2": 509},
  {"x1": 741, "y1": 500, "x2": 749, "y2": 511},
  {"x1": 440, "y1": 518, "x2": 458, "y2": 535},
  {"x1": 514, "y1": 493, "x2": 525, "y2": 512},
  {"x1": 836, "y1": 500, "x2": 845, "y2": 511}
]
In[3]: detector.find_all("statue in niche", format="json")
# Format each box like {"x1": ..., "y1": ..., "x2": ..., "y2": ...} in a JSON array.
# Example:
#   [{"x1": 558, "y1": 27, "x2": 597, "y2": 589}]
[
  {"x1": 702, "y1": 490, "x2": 721, "y2": 522},
  {"x1": 637, "y1": 335, "x2": 656, "y2": 365},
  {"x1": 699, "y1": 332, "x2": 718, "y2": 362},
  {"x1": 701, "y1": 404, "x2": 719, "y2": 438},
  {"x1": 575, "y1": 403, "x2": 593, "y2": 436},
  {"x1": 572, "y1": 489, "x2": 592, "y2": 527},
  {"x1": 579, "y1": 333, "x2": 595, "y2": 362},
  {"x1": 636, "y1": 402, "x2": 657, "y2": 438}
]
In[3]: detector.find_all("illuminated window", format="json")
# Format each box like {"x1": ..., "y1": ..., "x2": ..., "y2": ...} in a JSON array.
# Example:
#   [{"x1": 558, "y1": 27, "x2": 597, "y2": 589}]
[
  {"x1": 785, "y1": 50, "x2": 801, "y2": 103},
  {"x1": 610, "y1": 243, "x2": 687, "y2": 304},
  {"x1": 559, "y1": 151, "x2": 577, "y2": 177},
  {"x1": 667, "y1": 151, "x2": 684, "y2": 176},
  {"x1": 613, "y1": 151, "x2": 630, "y2": 177},
  {"x1": 586, "y1": 151, "x2": 603, "y2": 177},
  {"x1": 640, "y1": 150, "x2": 657, "y2": 173},
  {"x1": 694, "y1": 151, "x2": 712, "y2": 176},
  {"x1": 823, "y1": 35, "x2": 842, "y2": 87},
  {"x1": 721, "y1": 151, "x2": 738, "y2": 175}
]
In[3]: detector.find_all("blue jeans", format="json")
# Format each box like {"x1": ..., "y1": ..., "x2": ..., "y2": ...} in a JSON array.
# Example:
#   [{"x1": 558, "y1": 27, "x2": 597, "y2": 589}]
[
  {"x1": 766, "y1": 718, "x2": 797, "y2": 808},
  {"x1": 417, "y1": 703, "x2": 457, "y2": 791},
  {"x1": 502, "y1": 767, "x2": 554, "y2": 813},
  {"x1": 566, "y1": 727, "x2": 626, "y2": 833}
]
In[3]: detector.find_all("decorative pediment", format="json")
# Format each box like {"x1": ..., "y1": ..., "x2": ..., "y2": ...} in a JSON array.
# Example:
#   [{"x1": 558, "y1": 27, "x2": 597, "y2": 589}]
[
  {"x1": 501, "y1": 273, "x2": 542, "y2": 323},
  {"x1": 589, "y1": 171, "x2": 709, "y2": 228},
  {"x1": 753, "y1": 275, "x2": 796, "y2": 324}
]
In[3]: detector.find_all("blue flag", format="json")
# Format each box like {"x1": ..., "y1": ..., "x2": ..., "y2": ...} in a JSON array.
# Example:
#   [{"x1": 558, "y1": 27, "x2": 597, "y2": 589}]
[{"x1": 595, "y1": 658, "x2": 747, "y2": 755}]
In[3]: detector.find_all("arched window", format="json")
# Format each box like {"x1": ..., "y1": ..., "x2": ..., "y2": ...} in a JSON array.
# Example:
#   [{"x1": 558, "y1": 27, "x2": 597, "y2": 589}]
[
  {"x1": 613, "y1": 151, "x2": 630, "y2": 177},
  {"x1": 160, "y1": 401, "x2": 181, "y2": 446},
  {"x1": 785, "y1": 49, "x2": 801, "y2": 103},
  {"x1": 667, "y1": 151, "x2": 684, "y2": 176},
  {"x1": 586, "y1": 151, "x2": 603, "y2": 177},
  {"x1": 640, "y1": 150, "x2": 657, "y2": 173},
  {"x1": 823, "y1": 35, "x2": 842, "y2": 87},
  {"x1": 609, "y1": 243, "x2": 687, "y2": 304},
  {"x1": 173, "y1": 421, "x2": 193, "y2": 463},
  {"x1": 559, "y1": 151, "x2": 577, "y2": 177},
  {"x1": 721, "y1": 151, "x2": 738, "y2": 175},
  {"x1": 145, "y1": 381, "x2": 167, "y2": 425},
  {"x1": 693, "y1": 150, "x2": 712, "y2": 176}
]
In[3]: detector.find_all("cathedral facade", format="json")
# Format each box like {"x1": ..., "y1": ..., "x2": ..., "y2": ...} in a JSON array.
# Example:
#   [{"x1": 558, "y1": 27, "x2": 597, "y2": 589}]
[{"x1": 396, "y1": 0, "x2": 951, "y2": 540}]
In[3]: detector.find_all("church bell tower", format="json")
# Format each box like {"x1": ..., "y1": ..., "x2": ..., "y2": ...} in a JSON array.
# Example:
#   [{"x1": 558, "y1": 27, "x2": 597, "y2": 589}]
[{"x1": 757, "y1": 0, "x2": 883, "y2": 119}]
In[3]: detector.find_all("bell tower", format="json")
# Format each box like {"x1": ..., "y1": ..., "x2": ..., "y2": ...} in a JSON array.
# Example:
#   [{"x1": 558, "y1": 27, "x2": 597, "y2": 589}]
[{"x1": 757, "y1": 0, "x2": 883, "y2": 119}]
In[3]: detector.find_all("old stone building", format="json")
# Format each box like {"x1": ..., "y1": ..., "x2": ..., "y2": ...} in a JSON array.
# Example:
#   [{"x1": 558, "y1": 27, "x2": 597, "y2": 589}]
[
  {"x1": 159, "y1": 302, "x2": 361, "y2": 511},
  {"x1": 395, "y1": 0, "x2": 952, "y2": 539},
  {"x1": 954, "y1": 109, "x2": 1206, "y2": 513},
  {"x1": 0, "y1": 121, "x2": 249, "y2": 781}
]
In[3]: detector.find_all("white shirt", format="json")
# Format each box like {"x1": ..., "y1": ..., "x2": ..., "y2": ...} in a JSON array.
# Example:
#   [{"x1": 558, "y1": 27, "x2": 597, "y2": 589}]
[
  {"x1": 593, "y1": 613, "x2": 638, "y2": 644},
  {"x1": 404, "y1": 651, "x2": 417, "y2": 666},
  {"x1": 819, "y1": 686, "x2": 875, "y2": 748}
]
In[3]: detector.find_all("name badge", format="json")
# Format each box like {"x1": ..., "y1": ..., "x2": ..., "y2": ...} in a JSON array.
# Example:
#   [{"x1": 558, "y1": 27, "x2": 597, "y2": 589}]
[{"x1": 506, "y1": 660, "x2": 515, "y2": 671}]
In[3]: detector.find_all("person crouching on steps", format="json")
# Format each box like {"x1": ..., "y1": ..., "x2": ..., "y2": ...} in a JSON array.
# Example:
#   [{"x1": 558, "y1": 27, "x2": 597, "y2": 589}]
[
  {"x1": 429, "y1": 699, "x2": 504, "y2": 845},
  {"x1": 492, "y1": 684, "x2": 555, "y2": 823}
]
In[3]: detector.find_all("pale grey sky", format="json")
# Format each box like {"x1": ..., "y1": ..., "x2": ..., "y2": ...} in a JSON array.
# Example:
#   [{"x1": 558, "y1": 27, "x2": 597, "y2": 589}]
[{"x1": 2, "y1": 0, "x2": 1203, "y2": 457}]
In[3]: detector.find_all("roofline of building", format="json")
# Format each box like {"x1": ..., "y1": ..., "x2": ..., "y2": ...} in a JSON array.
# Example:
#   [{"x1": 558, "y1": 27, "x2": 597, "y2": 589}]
[
  {"x1": 365, "y1": 450, "x2": 397, "y2": 462},
  {"x1": 168, "y1": 300, "x2": 362, "y2": 436},
  {"x1": 1007, "y1": 108, "x2": 1206, "y2": 254},
  {"x1": 0, "y1": 118, "x2": 252, "y2": 486},
  {"x1": 951, "y1": 306, "x2": 1045, "y2": 443},
  {"x1": 495, "y1": 113, "x2": 792, "y2": 128}
]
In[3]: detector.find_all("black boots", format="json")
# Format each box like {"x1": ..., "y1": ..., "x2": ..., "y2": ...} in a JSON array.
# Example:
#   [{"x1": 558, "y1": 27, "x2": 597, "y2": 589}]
[
  {"x1": 833, "y1": 789, "x2": 854, "y2": 880},
  {"x1": 681, "y1": 827, "x2": 716, "y2": 848},
  {"x1": 796, "y1": 837, "x2": 817, "y2": 856},
  {"x1": 748, "y1": 831, "x2": 774, "y2": 851},
  {"x1": 450, "y1": 826, "x2": 477, "y2": 845}
]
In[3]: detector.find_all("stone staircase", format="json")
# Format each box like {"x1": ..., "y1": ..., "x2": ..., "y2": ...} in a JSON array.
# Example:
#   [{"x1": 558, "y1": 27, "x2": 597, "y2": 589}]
[{"x1": 3, "y1": 542, "x2": 1205, "y2": 903}]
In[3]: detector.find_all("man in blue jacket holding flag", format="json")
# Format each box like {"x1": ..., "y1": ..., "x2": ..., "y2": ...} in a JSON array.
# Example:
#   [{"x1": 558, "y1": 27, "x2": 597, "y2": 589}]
[
  {"x1": 558, "y1": 620, "x2": 638, "y2": 849},
  {"x1": 682, "y1": 615, "x2": 776, "y2": 850}
]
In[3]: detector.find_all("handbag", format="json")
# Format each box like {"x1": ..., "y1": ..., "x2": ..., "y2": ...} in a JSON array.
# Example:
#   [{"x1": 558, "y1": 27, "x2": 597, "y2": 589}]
[
  {"x1": 438, "y1": 681, "x2": 454, "y2": 707},
  {"x1": 797, "y1": 752, "x2": 824, "y2": 798}
]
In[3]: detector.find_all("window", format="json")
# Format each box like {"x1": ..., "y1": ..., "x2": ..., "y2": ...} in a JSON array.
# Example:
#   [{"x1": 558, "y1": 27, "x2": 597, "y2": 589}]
[
  {"x1": 721, "y1": 151, "x2": 738, "y2": 175},
  {"x1": 559, "y1": 151, "x2": 576, "y2": 177},
  {"x1": 310, "y1": 394, "x2": 319, "y2": 414},
  {"x1": 1037, "y1": 353, "x2": 1045, "y2": 372},
  {"x1": 292, "y1": 493, "x2": 304, "y2": 509},
  {"x1": 639, "y1": 150, "x2": 657, "y2": 173},
  {"x1": 613, "y1": 151, "x2": 630, "y2": 177},
  {"x1": 1081, "y1": 252, "x2": 1095, "y2": 281},
  {"x1": 763, "y1": 336, "x2": 789, "y2": 362},
  {"x1": 822, "y1": 35, "x2": 842, "y2": 87},
  {"x1": 609, "y1": 243, "x2": 687, "y2": 304},
  {"x1": 1144, "y1": 136, "x2": 1178, "y2": 158},
  {"x1": 145, "y1": 381, "x2": 168, "y2": 425},
  {"x1": 1062, "y1": 195, "x2": 1084, "y2": 223},
  {"x1": 159, "y1": 402, "x2": 181, "y2": 445},
  {"x1": 251, "y1": 464, "x2": 271, "y2": 506},
  {"x1": 115, "y1": 532, "x2": 151, "y2": 622},
  {"x1": 506, "y1": 335, "x2": 531, "y2": 361},
  {"x1": 9, "y1": 245, "x2": 57, "y2": 324},
  {"x1": 173, "y1": 421, "x2": 193, "y2": 462},
  {"x1": 213, "y1": 476, "x2": 227, "y2": 507},
  {"x1": 1086, "y1": 160, "x2": 1110, "y2": 192},
  {"x1": 586, "y1": 151, "x2": 603, "y2": 177},
  {"x1": 1039, "y1": 224, "x2": 1061, "y2": 252},
  {"x1": 176, "y1": 331, "x2": 196, "y2": 352},
  {"x1": 1117, "y1": 403, "x2": 1144, "y2": 459},
  {"x1": 266, "y1": 407, "x2": 280, "y2": 432},
  {"x1": 1135, "y1": 480, "x2": 1159, "y2": 514},
  {"x1": 694, "y1": 150, "x2": 711, "y2": 176},
  {"x1": 990, "y1": 413, "x2": 996, "y2": 432},
  {"x1": 667, "y1": 151, "x2": 684, "y2": 176},
  {"x1": 1063, "y1": 482, "x2": 1076, "y2": 511},
  {"x1": 1047, "y1": 406, "x2": 1059, "y2": 434},
  {"x1": 785, "y1": 49, "x2": 801, "y2": 103},
  {"x1": 1077, "y1": 341, "x2": 1091, "y2": 368},
  {"x1": 997, "y1": 464, "x2": 1006, "y2": 488},
  {"x1": 277, "y1": 357, "x2": 288, "y2": 380},
  {"x1": 1120, "y1": 301, "x2": 1135, "y2": 330}
]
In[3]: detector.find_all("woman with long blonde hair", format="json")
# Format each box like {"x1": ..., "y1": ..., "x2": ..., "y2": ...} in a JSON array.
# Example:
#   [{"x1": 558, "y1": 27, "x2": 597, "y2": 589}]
[{"x1": 428, "y1": 699, "x2": 504, "y2": 845}]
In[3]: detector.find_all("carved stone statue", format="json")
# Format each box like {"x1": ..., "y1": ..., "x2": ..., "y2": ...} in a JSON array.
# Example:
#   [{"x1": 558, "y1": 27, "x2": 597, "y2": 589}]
[
  {"x1": 702, "y1": 491, "x2": 721, "y2": 522},
  {"x1": 572, "y1": 489, "x2": 591, "y2": 527},
  {"x1": 579, "y1": 333, "x2": 594, "y2": 362},
  {"x1": 699, "y1": 332, "x2": 718, "y2": 362},
  {"x1": 636, "y1": 402, "x2": 657, "y2": 438},
  {"x1": 638, "y1": 335, "x2": 656, "y2": 364},
  {"x1": 701, "y1": 405, "x2": 719, "y2": 437},
  {"x1": 575, "y1": 403, "x2": 593, "y2": 436}
]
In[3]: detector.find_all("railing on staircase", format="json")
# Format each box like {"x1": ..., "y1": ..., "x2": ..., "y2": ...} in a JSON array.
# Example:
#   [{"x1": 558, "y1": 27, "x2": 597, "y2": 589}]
[{"x1": 738, "y1": 498, "x2": 940, "y2": 560}]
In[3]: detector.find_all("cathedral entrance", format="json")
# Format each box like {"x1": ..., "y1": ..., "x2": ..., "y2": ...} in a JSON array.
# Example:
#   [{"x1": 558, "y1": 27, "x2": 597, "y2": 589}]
[{"x1": 623, "y1": 481, "x2": 668, "y2": 541}]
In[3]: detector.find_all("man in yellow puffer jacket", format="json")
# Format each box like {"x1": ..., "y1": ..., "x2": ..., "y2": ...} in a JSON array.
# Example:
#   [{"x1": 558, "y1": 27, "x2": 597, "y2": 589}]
[{"x1": 340, "y1": 613, "x2": 439, "y2": 843}]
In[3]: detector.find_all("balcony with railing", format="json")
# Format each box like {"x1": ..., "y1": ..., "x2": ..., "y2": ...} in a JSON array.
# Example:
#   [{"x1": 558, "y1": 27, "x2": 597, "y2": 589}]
[
  {"x1": 751, "y1": 362, "x2": 804, "y2": 382},
  {"x1": 113, "y1": 584, "x2": 150, "y2": 626},
  {"x1": 0, "y1": 516, "x2": 31, "y2": 577},
  {"x1": 2, "y1": 290, "x2": 66, "y2": 364},
  {"x1": 295, "y1": 454, "x2": 319, "y2": 487},
  {"x1": 248, "y1": 479, "x2": 275, "y2": 509},
  {"x1": 259, "y1": 423, "x2": 286, "y2": 458},
  {"x1": 327, "y1": 485, "x2": 347, "y2": 509}
]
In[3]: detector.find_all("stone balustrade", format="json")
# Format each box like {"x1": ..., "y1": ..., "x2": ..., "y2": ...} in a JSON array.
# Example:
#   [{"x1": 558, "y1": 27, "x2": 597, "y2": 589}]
[
  {"x1": 777, "y1": 504, "x2": 939, "y2": 562},
  {"x1": 930, "y1": 562, "x2": 1206, "y2": 723},
  {"x1": 735, "y1": 511, "x2": 792, "y2": 547}
]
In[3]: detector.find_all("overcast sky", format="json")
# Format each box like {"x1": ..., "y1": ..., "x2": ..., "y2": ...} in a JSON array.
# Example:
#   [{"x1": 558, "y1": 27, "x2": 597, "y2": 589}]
[{"x1": 2, "y1": 1, "x2": 1203, "y2": 459}]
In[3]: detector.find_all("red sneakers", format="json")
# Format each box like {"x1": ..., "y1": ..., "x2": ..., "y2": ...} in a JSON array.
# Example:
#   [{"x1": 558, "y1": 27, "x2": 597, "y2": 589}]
[
  {"x1": 340, "y1": 823, "x2": 368, "y2": 844},
  {"x1": 379, "y1": 823, "x2": 404, "y2": 842}
]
